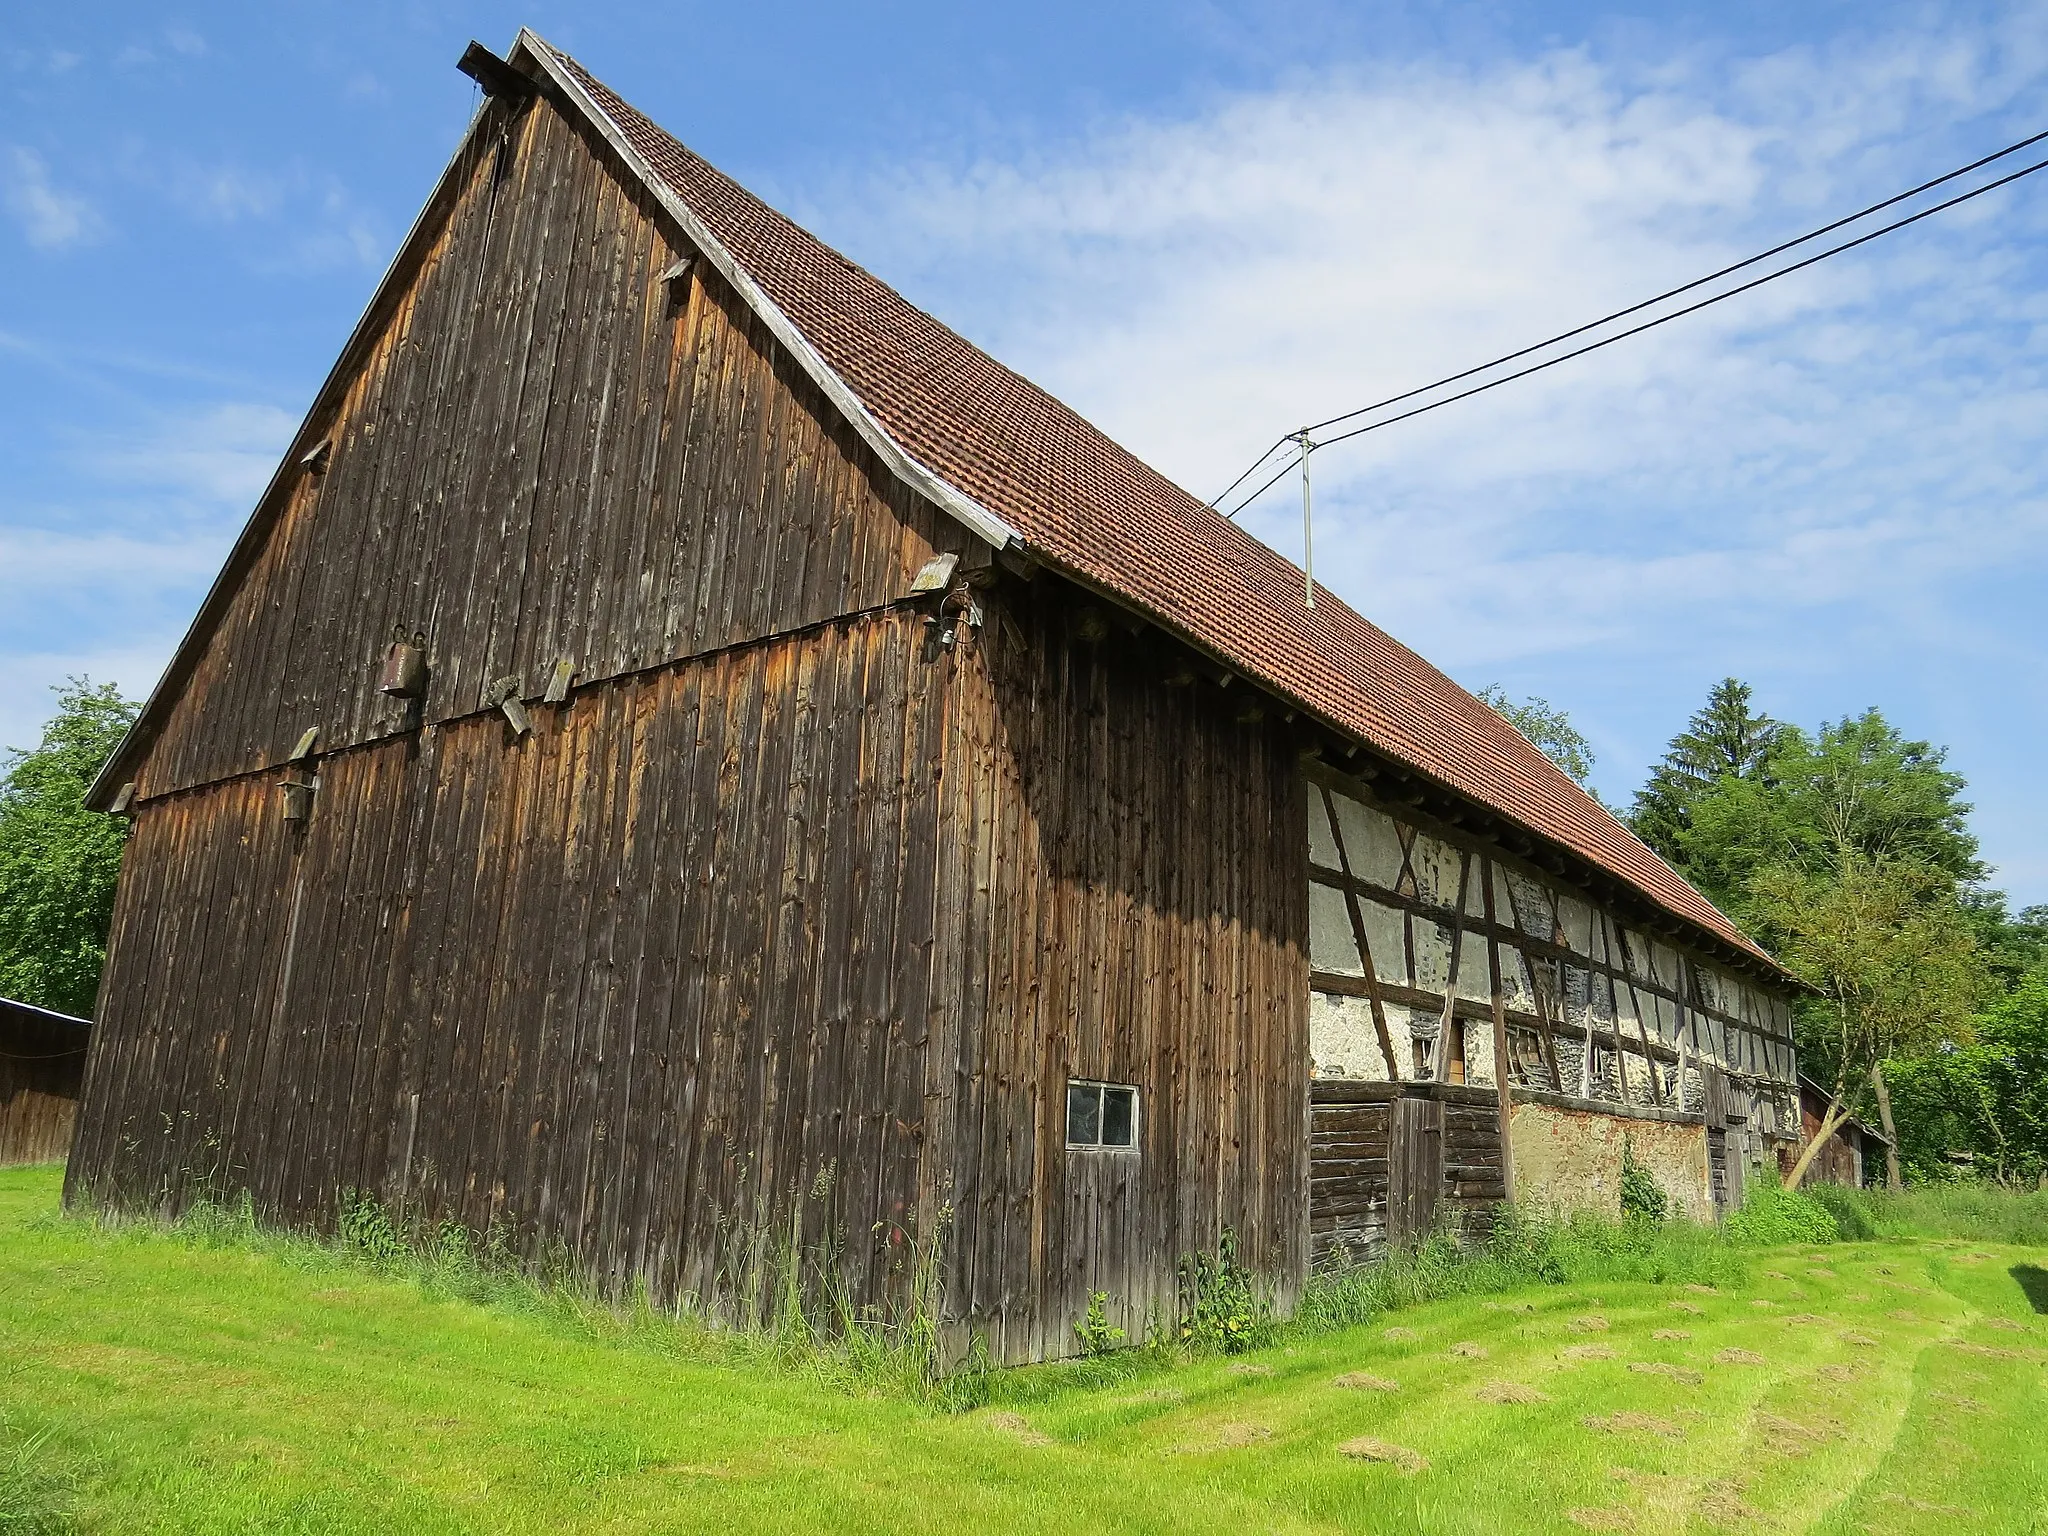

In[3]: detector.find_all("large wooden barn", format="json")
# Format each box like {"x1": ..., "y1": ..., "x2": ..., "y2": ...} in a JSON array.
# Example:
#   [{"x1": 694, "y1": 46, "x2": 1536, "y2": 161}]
[{"x1": 72, "y1": 32, "x2": 1802, "y2": 1362}]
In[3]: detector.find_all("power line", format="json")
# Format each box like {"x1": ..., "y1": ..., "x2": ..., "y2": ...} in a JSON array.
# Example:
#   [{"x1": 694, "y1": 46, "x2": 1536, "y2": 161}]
[
  {"x1": 1215, "y1": 125, "x2": 2048, "y2": 518},
  {"x1": 1307, "y1": 151, "x2": 2048, "y2": 457}
]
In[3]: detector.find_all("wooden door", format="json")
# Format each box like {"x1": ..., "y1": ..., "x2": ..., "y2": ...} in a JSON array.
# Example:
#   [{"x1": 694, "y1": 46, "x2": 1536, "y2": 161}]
[{"x1": 1387, "y1": 1095, "x2": 1443, "y2": 1246}]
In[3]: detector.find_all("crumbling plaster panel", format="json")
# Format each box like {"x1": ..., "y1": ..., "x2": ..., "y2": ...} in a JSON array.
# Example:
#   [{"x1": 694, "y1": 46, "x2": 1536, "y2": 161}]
[{"x1": 1509, "y1": 1100, "x2": 1713, "y2": 1222}]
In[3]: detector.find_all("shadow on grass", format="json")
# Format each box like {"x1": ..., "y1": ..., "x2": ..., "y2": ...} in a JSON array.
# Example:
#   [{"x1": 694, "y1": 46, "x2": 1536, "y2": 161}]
[{"x1": 2011, "y1": 1265, "x2": 2048, "y2": 1314}]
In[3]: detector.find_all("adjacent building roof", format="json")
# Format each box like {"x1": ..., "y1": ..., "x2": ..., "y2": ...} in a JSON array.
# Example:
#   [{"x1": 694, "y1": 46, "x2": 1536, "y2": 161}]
[{"x1": 529, "y1": 37, "x2": 1777, "y2": 972}]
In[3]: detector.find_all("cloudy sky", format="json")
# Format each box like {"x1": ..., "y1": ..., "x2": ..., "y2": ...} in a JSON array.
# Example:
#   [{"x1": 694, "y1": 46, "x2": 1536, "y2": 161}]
[{"x1": 4, "y1": 0, "x2": 2044, "y2": 902}]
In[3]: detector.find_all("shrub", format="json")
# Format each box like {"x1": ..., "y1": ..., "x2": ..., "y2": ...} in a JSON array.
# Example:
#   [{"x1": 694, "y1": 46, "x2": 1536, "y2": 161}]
[
  {"x1": 1074, "y1": 1291, "x2": 1126, "y2": 1356},
  {"x1": 1725, "y1": 1178, "x2": 1838, "y2": 1247},
  {"x1": 1619, "y1": 1137, "x2": 1670, "y2": 1226},
  {"x1": 1803, "y1": 1182, "x2": 1879, "y2": 1240},
  {"x1": 1176, "y1": 1231, "x2": 1269, "y2": 1353}
]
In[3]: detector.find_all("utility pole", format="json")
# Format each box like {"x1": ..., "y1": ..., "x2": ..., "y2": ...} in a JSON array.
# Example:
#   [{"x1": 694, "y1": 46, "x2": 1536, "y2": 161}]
[{"x1": 1297, "y1": 428, "x2": 1315, "y2": 609}]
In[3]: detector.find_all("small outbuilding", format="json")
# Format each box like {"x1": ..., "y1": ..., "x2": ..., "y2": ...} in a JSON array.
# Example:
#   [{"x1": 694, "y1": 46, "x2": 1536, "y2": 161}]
[
  {"x1": 0, "y1": 997, "x2": 91, "y2": 1167},
  {"x1": 1785, "y1": 1077, "x2": 1888, "y2": 1190}
]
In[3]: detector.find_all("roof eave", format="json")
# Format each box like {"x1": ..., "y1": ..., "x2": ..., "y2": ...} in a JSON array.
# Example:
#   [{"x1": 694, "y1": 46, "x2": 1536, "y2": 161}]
[
  {"x1": 1019, "y1": 548, "x2": 1791, "y2": 988},
  {"x1": 513, "y1": 31, "x2": 1019, "y2": 556}
]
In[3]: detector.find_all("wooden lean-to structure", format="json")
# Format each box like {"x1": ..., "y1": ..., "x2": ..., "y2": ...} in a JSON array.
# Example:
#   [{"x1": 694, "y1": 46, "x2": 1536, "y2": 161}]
[
  {"x1": 71, "y1": 32, "x2": 1803, "y2": 1362},
  {"x1": 0, "y1": 998, "x2": 91, "y2": 1167}
]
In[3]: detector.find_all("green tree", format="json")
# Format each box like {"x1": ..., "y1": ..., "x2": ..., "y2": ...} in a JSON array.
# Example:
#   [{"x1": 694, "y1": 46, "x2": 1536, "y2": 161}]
[
  {"x1": 1961, "y1": 890, "x2": 2048, "y2": 989},
  {"x1": 1882, "y1": 976, "x2": 2048, "y2": 1187},
  {"x1": 1669, "y1": 709, "x2": 1980, "y2": 925},
  {"x1": 1749, "y1": 854, "x2": 1989, "y2": 1189},
  {"x1": 1477, "y1": 687, "x2": 1595, "y2": 786},
  {"x1": 0, "y1": 679, "x2": 138, "y2": 1016},
  {"x1": 1629, "y1": 678, "x2": 1779, "y2": 867}
]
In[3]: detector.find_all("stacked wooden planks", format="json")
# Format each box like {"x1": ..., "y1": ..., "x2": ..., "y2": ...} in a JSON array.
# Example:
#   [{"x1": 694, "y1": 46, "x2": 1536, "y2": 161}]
[{"x1": 1309, "y1": 1080, "x2": 1505, "y2": 1264}]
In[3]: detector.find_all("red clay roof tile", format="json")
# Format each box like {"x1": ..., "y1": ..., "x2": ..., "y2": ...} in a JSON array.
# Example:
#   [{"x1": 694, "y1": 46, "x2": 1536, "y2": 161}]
[{"x1": 551, "y1": 47, "x2": 1777, "y2": 973}]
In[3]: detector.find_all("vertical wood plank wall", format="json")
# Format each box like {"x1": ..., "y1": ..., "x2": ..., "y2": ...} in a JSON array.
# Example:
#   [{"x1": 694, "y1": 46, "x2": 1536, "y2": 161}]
[
  {"x1": 934, "y1": 585, "x2": 1310, "y2": 1364},
  {"x1": 77, "y1": 76, "x2": 1327, "y2": 1359},
  {"x1": 71, "y1": 613, "x2": 956, "y2": 1316},
  {"x1": 132, "y1": 91, "x2": 972, "y2": 804},
  {"x1": 0, "y1": 1004, "x2": 90, "y2": 1166}
]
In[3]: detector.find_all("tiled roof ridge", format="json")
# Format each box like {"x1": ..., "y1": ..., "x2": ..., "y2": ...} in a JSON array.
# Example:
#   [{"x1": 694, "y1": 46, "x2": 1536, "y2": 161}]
[{"x1": 543, "y1": 43, "x2": 1779, "y2": 974}]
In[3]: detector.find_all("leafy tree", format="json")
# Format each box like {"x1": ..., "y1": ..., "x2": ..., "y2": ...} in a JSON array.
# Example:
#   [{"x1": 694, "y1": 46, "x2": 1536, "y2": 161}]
[
  {"x1": 1629, "y1": 678, "x2": 1779, "y2": 866},
  {"x1": 1882, "y1": 977, "x2": 2048, "y2": 1187},
  {"x1": 1749, "y1": 854, "x2": 1989, "y2": 1189},
  {"x1": 1477, "y1": 687, "x2": 1595, "y2": 786},
  {"x1": 1670, "y1": 709, "x2": 1980, "y2": 926},
  {"x1": 1961, "y1": 890, "x2": 2048, "y2": 989},
  {"x1": 0, "y1": 679, "x2": 138, "y2": 1016}
]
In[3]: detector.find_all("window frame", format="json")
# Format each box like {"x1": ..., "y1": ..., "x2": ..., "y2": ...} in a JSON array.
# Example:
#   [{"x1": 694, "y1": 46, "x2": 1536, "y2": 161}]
[{"x1": 1065, "y1": 1077, "x2": 1140, "y2": 1152}]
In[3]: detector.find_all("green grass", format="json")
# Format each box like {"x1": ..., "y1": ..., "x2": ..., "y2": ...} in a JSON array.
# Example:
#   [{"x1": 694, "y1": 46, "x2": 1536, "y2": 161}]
[{"x1": 2, "y1": 1165, "x2": 2045, "y2": 1534}]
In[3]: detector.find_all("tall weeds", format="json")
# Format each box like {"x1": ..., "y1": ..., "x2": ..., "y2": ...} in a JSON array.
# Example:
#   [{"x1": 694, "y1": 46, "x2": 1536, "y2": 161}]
[{"x1": 0, "y1": 1414, "x2": 76, "y2": 1536}]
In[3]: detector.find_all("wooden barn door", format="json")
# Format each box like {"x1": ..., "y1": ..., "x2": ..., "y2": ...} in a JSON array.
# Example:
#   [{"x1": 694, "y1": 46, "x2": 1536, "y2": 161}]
[
  {"x1": 1702, "y1": 1066, "x2": 1732, "y2": 1212},
  {"x1": 1386, "y1": 1095, "x2": 1443, "y2": 1246}
]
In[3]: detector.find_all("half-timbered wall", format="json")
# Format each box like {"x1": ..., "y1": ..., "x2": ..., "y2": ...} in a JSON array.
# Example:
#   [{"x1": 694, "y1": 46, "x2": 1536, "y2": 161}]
[
  {"x1": 933, "y1": 584, "x2": 1310, "y2": 1364},
  {"x1": 1305, "y1": 766, "x2": 1796, "y2": 1127}
]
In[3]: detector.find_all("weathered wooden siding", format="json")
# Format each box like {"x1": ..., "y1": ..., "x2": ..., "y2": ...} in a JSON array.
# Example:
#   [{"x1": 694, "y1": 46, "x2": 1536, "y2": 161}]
[
  {"x1": 132, "y1": 90, "x2": 973, "y2": 803},
  {"x1": 934, "y1": 584, "x2": 1310, "y2": 1364},
  {"x1": 1309, "y1": 1080, "x2": 1504, "y2": 1264},
  {"x1": 71, "y1": 611, "x2": 955, "y2": 1315},
  {"x1": 0, "y1": 1001, "x2": 89, "y2": 1166}
]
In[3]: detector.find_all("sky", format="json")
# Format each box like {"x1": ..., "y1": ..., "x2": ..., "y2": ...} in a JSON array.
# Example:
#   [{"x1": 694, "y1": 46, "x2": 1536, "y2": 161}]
[{"x1": 3, "y1": 0, "x2": 2044, "y2": 904}]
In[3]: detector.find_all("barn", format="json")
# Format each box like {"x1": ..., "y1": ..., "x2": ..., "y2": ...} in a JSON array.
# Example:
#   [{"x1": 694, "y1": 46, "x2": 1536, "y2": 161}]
[{"x1": 71, "y1": 31, "x2": 1802, "y2": 1363}]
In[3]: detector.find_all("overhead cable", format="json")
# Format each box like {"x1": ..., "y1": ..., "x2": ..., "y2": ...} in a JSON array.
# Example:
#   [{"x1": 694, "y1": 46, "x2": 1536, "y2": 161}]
[{"x1": 1214, "y1": 125, "x2": 2048, "y2": 518}]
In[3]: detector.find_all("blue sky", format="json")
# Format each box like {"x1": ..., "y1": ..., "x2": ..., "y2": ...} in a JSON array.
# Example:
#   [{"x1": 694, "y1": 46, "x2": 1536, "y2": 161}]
[{"x1": 4, "y1": 1, "x2": 2044, "y2": 903}]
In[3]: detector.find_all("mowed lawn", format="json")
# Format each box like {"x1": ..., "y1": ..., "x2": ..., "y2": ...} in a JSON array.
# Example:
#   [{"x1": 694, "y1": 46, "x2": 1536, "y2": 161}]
[{"x1": 1, "y1": 1165, "x2": 2044, "y2": 1535}]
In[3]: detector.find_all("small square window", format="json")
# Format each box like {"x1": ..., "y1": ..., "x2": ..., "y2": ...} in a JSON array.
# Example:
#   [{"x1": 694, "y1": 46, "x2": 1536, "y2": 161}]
[{"x1": 1067, "y1": 1079, "x2": 1139, "y2": 1150}]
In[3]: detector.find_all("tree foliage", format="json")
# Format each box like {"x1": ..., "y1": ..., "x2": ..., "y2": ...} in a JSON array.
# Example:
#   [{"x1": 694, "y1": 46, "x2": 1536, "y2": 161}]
[
  {"x1": 1628, "y1": 682, "x2": 2009, "y2": 1189},
  {"x1": 1882, "y1": 977, "x2": 2048, "y2": 1188},
  {"x1": 1629, "y1": 678, "x2": 1779, "y2": 866},
  {"x1": 0, "y1": 679, "x2": 137, "y2": 1016},
  {"x1": 1477, "y1": 687, "x2": 1595, "y2": 786},
  {"x1": 1634, "y1": 700, "x2": 1981, "y2": 931}
]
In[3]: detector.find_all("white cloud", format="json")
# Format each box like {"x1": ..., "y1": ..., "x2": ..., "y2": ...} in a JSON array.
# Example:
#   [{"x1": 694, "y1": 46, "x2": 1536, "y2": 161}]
[
  {"x1": 88, "y1": 401, "x2": 298, "y2": 509},
  {"x1": 795, "y1": 12, "x2": 2048, "y2": 685},
  {"x1": 3, "y1": 147, "x2": 102, "y2": 250},
  {"x1": 0, "y1": 640, "x2": 182, "y2": 761},
  {"x1": 781, "y1": 8, "x2": 2048, "y2": 897}
]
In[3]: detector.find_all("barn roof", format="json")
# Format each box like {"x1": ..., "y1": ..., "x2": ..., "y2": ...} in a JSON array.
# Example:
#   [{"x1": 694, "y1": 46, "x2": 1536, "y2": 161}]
[
  {"x1": 524, "y1": 37, "x2": 1777, "y2": 973},
  {"x1": 86, "y1": 29, "x2": 1778, "y2": 978}
]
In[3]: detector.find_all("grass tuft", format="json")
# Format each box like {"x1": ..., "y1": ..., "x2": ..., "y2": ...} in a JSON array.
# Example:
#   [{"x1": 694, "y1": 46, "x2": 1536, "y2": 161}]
[{"x1": 0, "y1": 1414, "x2": 77, "y2": 1536}]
